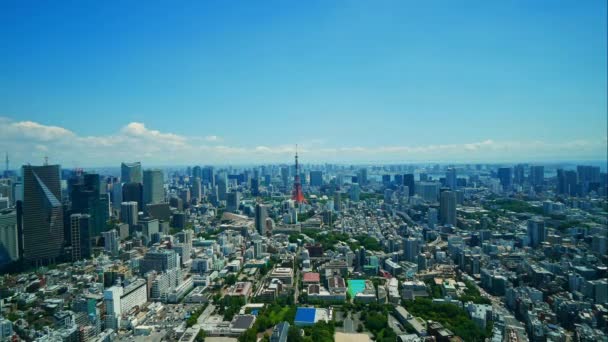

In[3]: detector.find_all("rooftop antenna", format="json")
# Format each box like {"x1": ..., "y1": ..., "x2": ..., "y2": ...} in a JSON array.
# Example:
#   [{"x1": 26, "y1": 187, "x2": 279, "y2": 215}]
[
  {"x1": 4, "y1": 152, "x2": 8, "y2": 172},
  {"x1": 44, "y1": 156, "x2": 48, "y2": 166}
]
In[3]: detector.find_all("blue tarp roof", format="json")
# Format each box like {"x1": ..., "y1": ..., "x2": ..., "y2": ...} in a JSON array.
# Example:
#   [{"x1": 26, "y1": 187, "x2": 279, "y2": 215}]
[{"x1": 294, "y1": 307, "x2": 316, "y2": 323}]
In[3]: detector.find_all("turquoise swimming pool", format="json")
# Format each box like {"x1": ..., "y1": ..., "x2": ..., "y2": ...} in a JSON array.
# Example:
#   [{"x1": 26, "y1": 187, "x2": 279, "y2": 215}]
[{"x1": 348, "y1": 279, "x2": 366, "y2": 297}]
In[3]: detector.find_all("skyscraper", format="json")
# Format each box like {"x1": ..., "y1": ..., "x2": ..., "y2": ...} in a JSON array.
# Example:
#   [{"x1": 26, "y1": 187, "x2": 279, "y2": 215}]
[
  {"x1": 121, "y1": 162, "x2": 142, "y2": 183},
  {"x1": 309, "y1": 171, "x2": 323, "y2": 187},
  {"x1": 403, "y1": 237, "x2": 419, "y2": 262},
  {"x1": 513, "y1": 164, "x2": 525, "y2": 185},
  {"x1": 122, "y1": 182, "x2": 143, "y2": 211},
  {"x1": 21, "y1": 164, "x2": 64, "y2": 264},
  {"x1": 70, "y1": 173, "x2": 109, "y2": 236},
  {"x1": 192, "y1": 177, "x2": 203, "y2": 202},
  {"x1": 497, "y1": 167, "x2": 513, "y2": 190},
  {"x1": 202, "y1": 166, "x2": 215, "y2": 187},
  {"x1": 70, "y1": 213, "x2": 92, "y2": 261},
  {"x1": 333, "y1": 191, "x2": 342, "y2": 211},
  {"x1": 120, "y1": 201, "x2": 139, "y2": 228},
  {"x1": 404, "y1": 174, "x2": 415, "y2": 196},
  {"x1": 226, "y1": 191, "x2": 241, "y2": 213},
  {"x1": 527, "y1": 218, "x2": 545, "y2": 248},
  {"x1": 0, "y1": 208, "x2": 19, "y2": 265},
  {"x1": 143, "y1": 169, "x2": 164, "y2": 205},
  {"x1": 446, "y1": 168, "x2": 457, "y2": 190},
  {"x1": 255, "y1": 203, "x2": 267, "y2": 236},
  {"x1": 439, "y1": 190, "x2": 457, "y2": 226},
  {"x1": 358, "y1": 168, "x2": 368, "y2": 186},
  {"x1": 529, "y1": 165, "x2": 544, "y2": 187}
]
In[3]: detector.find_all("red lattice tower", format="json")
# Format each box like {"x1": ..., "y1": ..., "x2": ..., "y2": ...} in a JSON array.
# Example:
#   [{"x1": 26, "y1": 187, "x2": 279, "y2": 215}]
[{"x1": 291, "y1": 145, "x2": 306, "y2": 204}]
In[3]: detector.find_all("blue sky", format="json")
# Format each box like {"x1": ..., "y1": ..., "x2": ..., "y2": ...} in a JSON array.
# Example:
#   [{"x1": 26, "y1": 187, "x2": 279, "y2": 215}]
[{"x1": 0, "y1": 1, "x2": 606, "y2": 166}]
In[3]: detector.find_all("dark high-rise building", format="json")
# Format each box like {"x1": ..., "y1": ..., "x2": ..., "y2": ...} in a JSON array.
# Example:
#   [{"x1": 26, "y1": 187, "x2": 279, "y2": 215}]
[
  {"x1": 70, "y1": 173, "x2": 109, "y2": 236},
  {"x1": 255, "y1": 203, "x2": 267, "y2": 236},
  {"x1": 226, "y1": 191, "x2": 240, "y2": 213},
  {"x1": 121, "y1": 162, "x2": 142, "y2": 183},
  {"x1": 70, "y1": 213, "x2": 92, "y2": 261},
  {"x1": 394, "y1": 174, "x2": 404, "y2": 186},
  {"x1": 122, "y1": 182, "x2": 143, "y2": 211},
  {"x1": 577, "y1": 165, "x2": 600, "y2": 183},
  {"x1": 357, "y1": 168, "x2": 368, "y2": 186},
  {"x1": 21, "y1": 165, "x2": 64, "y2": 264},
  {"x1": 404, "y1": 174, "x2": 415, "y2": 196},
  {"x1": 251, "y1": 178, "x2": 260, "y2": 197},
  {"x1": 527, "y1": 218, "x2": 545, "y2": 248},
  {"x1": 557, "y1": 169, "x2": 578, "y2": 196},
  {"x1": 446, "y1": 168, "x2": 457, "y2": 189},
  {"x1": 382, "y1": 174, "x2": 391, "y2": 186},
  {"x1": 513, "y1": 164, "x2": 525, "y2": 185},
  {"x1": 192, "y1": 166, "x2": 202, "y2": 180},
  {"x1": 439, "y1": 190, "x2": 457, "y2": 226},
  {"x1": 309, "y1": 171, "x2": 323, "y2": 187},
  {"x1": 529, "y1": 165, "x2": 544, "y2": 187},
  {"x1": 497, "y1": 167, "x2": 513, "y2": 190},
  {"x1": 202, "y1": 166, "x2": 215, "y2": 187}
]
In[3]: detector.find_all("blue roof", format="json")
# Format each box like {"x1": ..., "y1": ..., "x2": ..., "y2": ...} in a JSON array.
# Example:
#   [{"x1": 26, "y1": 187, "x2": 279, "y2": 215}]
[{"x1": 294, "y1": 307, "x2": 316, "y2": 323}]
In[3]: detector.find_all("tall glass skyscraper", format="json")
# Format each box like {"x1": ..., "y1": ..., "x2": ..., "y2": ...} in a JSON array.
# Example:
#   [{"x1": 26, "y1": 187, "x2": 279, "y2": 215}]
[{"x1": 21, "y1": 164, "x2": 63, "y2": 265}]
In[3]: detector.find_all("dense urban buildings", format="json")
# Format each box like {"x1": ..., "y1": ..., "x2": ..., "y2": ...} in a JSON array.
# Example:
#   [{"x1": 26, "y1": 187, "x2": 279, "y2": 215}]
[{"x1": 0, "y1": 157, "x2": 605, "y2": 342}]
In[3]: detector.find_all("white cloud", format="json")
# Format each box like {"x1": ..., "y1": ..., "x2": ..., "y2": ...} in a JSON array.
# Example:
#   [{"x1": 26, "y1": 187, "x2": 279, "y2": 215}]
[{"x1": 0, "y1": 116, "x2": 605, "y2": 167}]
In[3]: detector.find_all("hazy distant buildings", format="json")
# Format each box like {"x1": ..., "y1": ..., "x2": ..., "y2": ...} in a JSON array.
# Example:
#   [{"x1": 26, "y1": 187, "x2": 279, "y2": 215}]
[
  {"x1": 226, "y1": 191, "x2": 241, "y2": 213},
  {"x1": 497, "y1": 167, "x2": 513, "y2": 190},
  {"x1": 530, "y1": 165, "x2": 544, "y2": 187},
  {"x1": 21, "y1": 164, "x2": 64, "y2": 264},
  {"x1": 121, "y1": 162, "x2": 142, "y2": 183}
]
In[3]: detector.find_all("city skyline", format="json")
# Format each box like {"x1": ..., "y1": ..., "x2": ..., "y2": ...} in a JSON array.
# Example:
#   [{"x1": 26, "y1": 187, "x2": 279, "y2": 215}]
[{"x1": 1, "y1": 1, "x2": 606, "y2": 167}]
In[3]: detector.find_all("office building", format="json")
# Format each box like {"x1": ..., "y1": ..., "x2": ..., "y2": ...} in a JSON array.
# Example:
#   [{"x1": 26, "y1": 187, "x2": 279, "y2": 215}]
[
  {"x1": 122, "y1": 182, "x2": 143, "y2": 211},
  {"x1": 102, "y1": 229, "x2": 120, "y2": 256},
  {"x1": 0, "y1": 208, "x2": 19, "y2": 264},
  {"x1": 439, "y1": 190, "x2": 457, "y2": 226},
  {"x1": 309, "y1": 171, "x2": 323, "y2": 187},
  {"x1": 350, "y1": 184, "x2": 360, "y2": 201},
  {"x1": 121, "y1": 162, "x2": 142, "y2": 183},
  {"x1": 255, "y1": 203, "x2": 267, "y2": 236},
  {"x1": 140, "y1": 249, "x2": 179, "y2": 275},
  {"x1": 403, "y1": 237, "x2": 419, "y2": 263},
  {"x1": 529, "y1": 165, "x2": 544, "y2": 187},
  {"x1": 226, "y1": 191, "x2": 241, "y2": 213},
  {"x1": 513, "y1": 164, "x2": 525, "y2": 185},
  {"x1": 404, "y1": 174, "x2": 415, "y2": 196},
  {"x1": 358, "y1": 168, "x2": 368, "y2": 185},
  {"x1": 333, "y1": 191, "x2": 342, "y2": 211},
  {"x1": 143, "y1": 169, "x2": 164, "y2": 205},
  {"x1": 527, "y1": 218, "x2": 545, "y2": 248},
  {"x1": 22, "y1": 164, "x2": 63, "y2": 264},
  {"x1": 446, "y1": 168, "x2": 457, "y2": 189},
  {"x1": 497, "y1": 167, "x2": 513, "y2": 190},
  {"x1": 120, "y1": 201, "x2": 139, "y2": 228},
  {"x1": 202, "y1": 166, "x2": 215, "y2": 187},
  {"x1": 70, "y1": 213, "x2": 92, "y2": 261},
  {"x1": 70, "y1": 173, "x2": 109, "y2": 236}
]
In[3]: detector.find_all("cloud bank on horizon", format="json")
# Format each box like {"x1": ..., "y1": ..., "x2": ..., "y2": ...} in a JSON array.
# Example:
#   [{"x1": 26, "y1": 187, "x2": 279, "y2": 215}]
[{"x1": 0, "y1": 116, "x2": 605, "y2": 168}]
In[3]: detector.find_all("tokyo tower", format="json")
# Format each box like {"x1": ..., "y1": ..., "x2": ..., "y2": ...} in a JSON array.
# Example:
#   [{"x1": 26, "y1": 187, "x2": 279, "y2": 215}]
[{"x1": 291, "y1": 145, "x2": 306, "y2": 204}]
